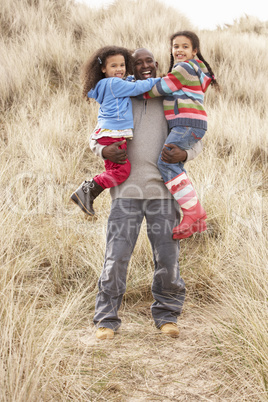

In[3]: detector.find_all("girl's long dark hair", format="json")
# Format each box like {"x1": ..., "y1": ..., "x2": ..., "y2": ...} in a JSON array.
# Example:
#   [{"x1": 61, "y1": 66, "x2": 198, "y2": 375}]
[
  {"x1": 168, "y1": 30, "x2": 219, "y2": 90},
  {"x1": 81, "y1": 46, "x2": 134, "y2": 98}
]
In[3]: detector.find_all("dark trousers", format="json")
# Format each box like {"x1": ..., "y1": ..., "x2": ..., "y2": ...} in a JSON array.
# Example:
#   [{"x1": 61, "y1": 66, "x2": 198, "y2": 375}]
[{"x1": 93, "y1": 198, "x2": 186, "y2": 330}]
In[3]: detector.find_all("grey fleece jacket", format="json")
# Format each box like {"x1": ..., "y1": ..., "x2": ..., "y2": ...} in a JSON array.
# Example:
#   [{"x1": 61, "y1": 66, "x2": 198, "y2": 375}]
[{"x1": 90, "y1": 97, "x2": 203, "y2": 200}]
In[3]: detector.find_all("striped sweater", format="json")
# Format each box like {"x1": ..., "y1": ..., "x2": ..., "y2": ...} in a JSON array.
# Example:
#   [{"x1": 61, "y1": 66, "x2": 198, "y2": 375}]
[{"x1": 143, "y1": 59, "x2": 212, "y2": 130}]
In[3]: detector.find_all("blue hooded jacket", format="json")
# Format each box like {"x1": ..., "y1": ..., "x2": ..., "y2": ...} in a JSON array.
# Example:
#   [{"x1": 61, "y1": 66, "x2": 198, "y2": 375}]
[{"x1": 88, "y1": 76, "x2": 160, "y2": 130}]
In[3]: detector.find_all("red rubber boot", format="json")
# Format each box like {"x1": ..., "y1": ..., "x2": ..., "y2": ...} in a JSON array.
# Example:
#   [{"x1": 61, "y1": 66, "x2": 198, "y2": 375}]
[
  {"x1": 172, "y1": 200, "x2": 207, "y2": 239},
  {"x1": 165, "y1": 172, "x2": 207, "y2": 240}
]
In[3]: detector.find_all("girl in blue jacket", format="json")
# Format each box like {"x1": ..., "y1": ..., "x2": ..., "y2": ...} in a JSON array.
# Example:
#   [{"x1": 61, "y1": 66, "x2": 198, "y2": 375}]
[{"x1": 71, "y1": 46, "x2": 160, "y2": 216}]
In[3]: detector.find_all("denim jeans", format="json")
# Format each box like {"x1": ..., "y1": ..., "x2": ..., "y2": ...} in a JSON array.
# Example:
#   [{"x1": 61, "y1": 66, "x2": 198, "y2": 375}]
[
  {"x1": 93, "y1": 198, "x2": 186, "y2": 330},
  {"x1": 158, "y1": 126, "x2": 206, "y2": 183}
]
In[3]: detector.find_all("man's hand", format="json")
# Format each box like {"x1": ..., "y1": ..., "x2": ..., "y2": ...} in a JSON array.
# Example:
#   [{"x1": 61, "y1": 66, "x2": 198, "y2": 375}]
[
  {"x1": 102, "y1": 140, "x2": 127, "y2": 164},
  {"x1": 161, "y1": 143, "x2": 187, "y2": 163}
]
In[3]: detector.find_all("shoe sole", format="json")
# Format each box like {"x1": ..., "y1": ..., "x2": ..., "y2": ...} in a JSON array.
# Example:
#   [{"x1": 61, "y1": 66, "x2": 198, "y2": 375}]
[
  {"x1": 96, "y1": 333, "x2": 114, "y2": 340},
  {"x1": 70, "y1": 192, "x2": 95, "y2": 216},
  {"x1": 96, "y1": 329, "x2": 114, "y2": 340},
  {"x1": 161, "y1": 330, "x2": 180, "y2": 338}
]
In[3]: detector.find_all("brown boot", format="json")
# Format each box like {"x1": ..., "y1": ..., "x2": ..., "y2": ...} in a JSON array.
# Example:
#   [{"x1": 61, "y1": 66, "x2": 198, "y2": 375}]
[
  {"x1": 160, "y1": 322, "x2": 180, "y2": 338},
  {"x1": 96, "y1": 327, "x2": 114, "y2": 340},
  {"x1": 70, "y1": 179, "x2": 104, "y2": 216}
]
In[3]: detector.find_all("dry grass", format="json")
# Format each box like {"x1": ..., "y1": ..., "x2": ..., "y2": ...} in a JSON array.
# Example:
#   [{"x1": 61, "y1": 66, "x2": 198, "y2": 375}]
[{"x1": 0, "y1": 0, "x2": 267, "y2": 400}]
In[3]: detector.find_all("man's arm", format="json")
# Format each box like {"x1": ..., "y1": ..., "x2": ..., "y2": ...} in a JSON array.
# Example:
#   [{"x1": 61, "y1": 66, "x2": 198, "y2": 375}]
[
  {"x1": 89, "y1": 137, "x2": 106, "y2": 159},
  {"x1": 89, "y1": 137, "x2": 127, "y2": 164},
  {"x1": 184, "y1": 140, "x2": 203, "y2": 162},
  {"x1": 161, "y1": 141, "x2": 203, "y2": 163},
  {"x1": 90, "y1": 137, "x2": 203, "y2": 164}
]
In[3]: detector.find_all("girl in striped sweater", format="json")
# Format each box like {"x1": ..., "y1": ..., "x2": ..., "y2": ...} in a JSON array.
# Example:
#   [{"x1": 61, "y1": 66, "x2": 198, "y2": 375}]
[{"x1": 143, "y1": 31, "x2": 219, "y2": 240}]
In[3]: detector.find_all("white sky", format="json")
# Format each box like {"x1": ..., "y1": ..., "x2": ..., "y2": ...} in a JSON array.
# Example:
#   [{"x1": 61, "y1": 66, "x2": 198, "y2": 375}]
[{"x1": 77, "y1": 0, "x2": 267, "y2": 30}]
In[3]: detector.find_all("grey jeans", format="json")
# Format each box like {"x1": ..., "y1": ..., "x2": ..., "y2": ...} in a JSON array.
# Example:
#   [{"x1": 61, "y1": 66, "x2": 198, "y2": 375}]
[{"x1": 93, "y1": 198, "x2": 186, "y2": 330}]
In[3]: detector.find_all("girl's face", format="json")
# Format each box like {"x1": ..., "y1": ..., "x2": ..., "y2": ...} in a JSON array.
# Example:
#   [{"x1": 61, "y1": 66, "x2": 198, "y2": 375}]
[
  {"x1": 172, "y1": 35, "x2": 197, "y2": 64},
  {"x1": 101, "y1": 54, "x2": 126, "y2": 79}
]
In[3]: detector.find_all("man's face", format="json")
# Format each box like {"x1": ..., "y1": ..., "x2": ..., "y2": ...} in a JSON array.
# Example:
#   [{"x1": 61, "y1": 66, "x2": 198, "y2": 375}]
[{"x1": 133, "y1": 49, "x2": 158, "y2": 80}]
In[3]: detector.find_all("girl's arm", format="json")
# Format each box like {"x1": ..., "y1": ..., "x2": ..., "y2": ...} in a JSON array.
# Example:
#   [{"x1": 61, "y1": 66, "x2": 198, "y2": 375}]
[
  {"x1": 110, "y1": 77, "x2": 160, "y2": 98},
  {"x1": 143, "y1": 63, "x2": 190, "y2": 99}
]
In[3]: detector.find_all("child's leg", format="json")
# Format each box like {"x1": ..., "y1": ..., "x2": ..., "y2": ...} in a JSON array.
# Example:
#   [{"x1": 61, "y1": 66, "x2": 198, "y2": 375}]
[
  {"x1": 168, "y1": 126, "x2": 206, "y2": 151},
  {"x1": 157, "y1": 127, "x2": 207, "y2": 239},
  {"x1": 70, "y1": 178, "x2": 104, "y2": 216},
  {"x1": 70, "y1": 136, "x2": 130, "y2": 216},
  {"x1": 157, "y1": 126, "x2": 206, "y2": 182},
  {"x1": 94, "y1": 137, "x2": 131, "y2": 189},
  {"x1": 165, "y1": 172, "x2": 207, "y2": 239}
]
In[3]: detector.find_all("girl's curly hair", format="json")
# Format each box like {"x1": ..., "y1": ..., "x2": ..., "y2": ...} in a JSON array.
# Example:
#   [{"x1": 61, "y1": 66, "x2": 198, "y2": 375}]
[
  {"x1": 168, "y1": 30, "x2": 220, "y2": 90},
  {"x1": 81, "y1": 46, "x2": 134, "y2": 98}
]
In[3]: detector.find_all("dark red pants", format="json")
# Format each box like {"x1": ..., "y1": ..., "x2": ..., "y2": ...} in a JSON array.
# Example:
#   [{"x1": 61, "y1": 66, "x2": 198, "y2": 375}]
[{"x1": 93, "y1": 137, "x2": 131, "y2": 189}]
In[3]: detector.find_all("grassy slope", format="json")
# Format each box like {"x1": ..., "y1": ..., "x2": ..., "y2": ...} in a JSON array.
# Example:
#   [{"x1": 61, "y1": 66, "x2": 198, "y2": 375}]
[{"x1": 0, "y1": 0, "x2": 267, "y2": 399}]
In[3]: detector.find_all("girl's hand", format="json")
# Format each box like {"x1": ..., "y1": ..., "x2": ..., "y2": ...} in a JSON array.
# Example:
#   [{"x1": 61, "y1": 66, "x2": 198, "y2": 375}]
[
  {"x1": 102, "y1": 140, "x2": 127, "y2": 164},
  {"x1": 161, "y1": 143, "x2": 187, "y2": 163}
]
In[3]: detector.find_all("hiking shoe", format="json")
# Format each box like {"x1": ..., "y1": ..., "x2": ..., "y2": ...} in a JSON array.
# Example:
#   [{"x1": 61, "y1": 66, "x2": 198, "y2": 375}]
[
  {"x1": 70, "y1": 179, "x2": 104, "y2": 216},
  {"x1": 96, "y1": 327, "x2": 114, "y2": 340},
  {"x1": 160, "y1": 322, "x2": 180, "y2": 338}
]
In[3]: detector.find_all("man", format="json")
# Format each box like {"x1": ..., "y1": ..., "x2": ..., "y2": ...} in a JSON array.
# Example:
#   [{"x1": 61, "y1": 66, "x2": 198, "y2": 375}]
[{"x1": 90, "y1": 49, "x2": 202, "y2": 340}]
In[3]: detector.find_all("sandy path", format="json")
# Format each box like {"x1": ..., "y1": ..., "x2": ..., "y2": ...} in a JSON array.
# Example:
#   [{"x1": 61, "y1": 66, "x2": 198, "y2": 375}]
[{"x1": 77, "y1": 303, "x2": 226, "y2": 401}]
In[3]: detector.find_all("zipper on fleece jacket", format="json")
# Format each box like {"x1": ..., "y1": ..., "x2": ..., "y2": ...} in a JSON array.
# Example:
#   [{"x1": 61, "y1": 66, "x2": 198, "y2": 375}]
[{"x1": 144, "y1": 99, "x2": 147, "y2": 114}]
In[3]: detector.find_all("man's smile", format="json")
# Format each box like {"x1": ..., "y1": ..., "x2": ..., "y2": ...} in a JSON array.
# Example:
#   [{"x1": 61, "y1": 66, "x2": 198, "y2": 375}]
[{"x1": 141, "y1": 70, "x2": 152, "y2": 78}]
